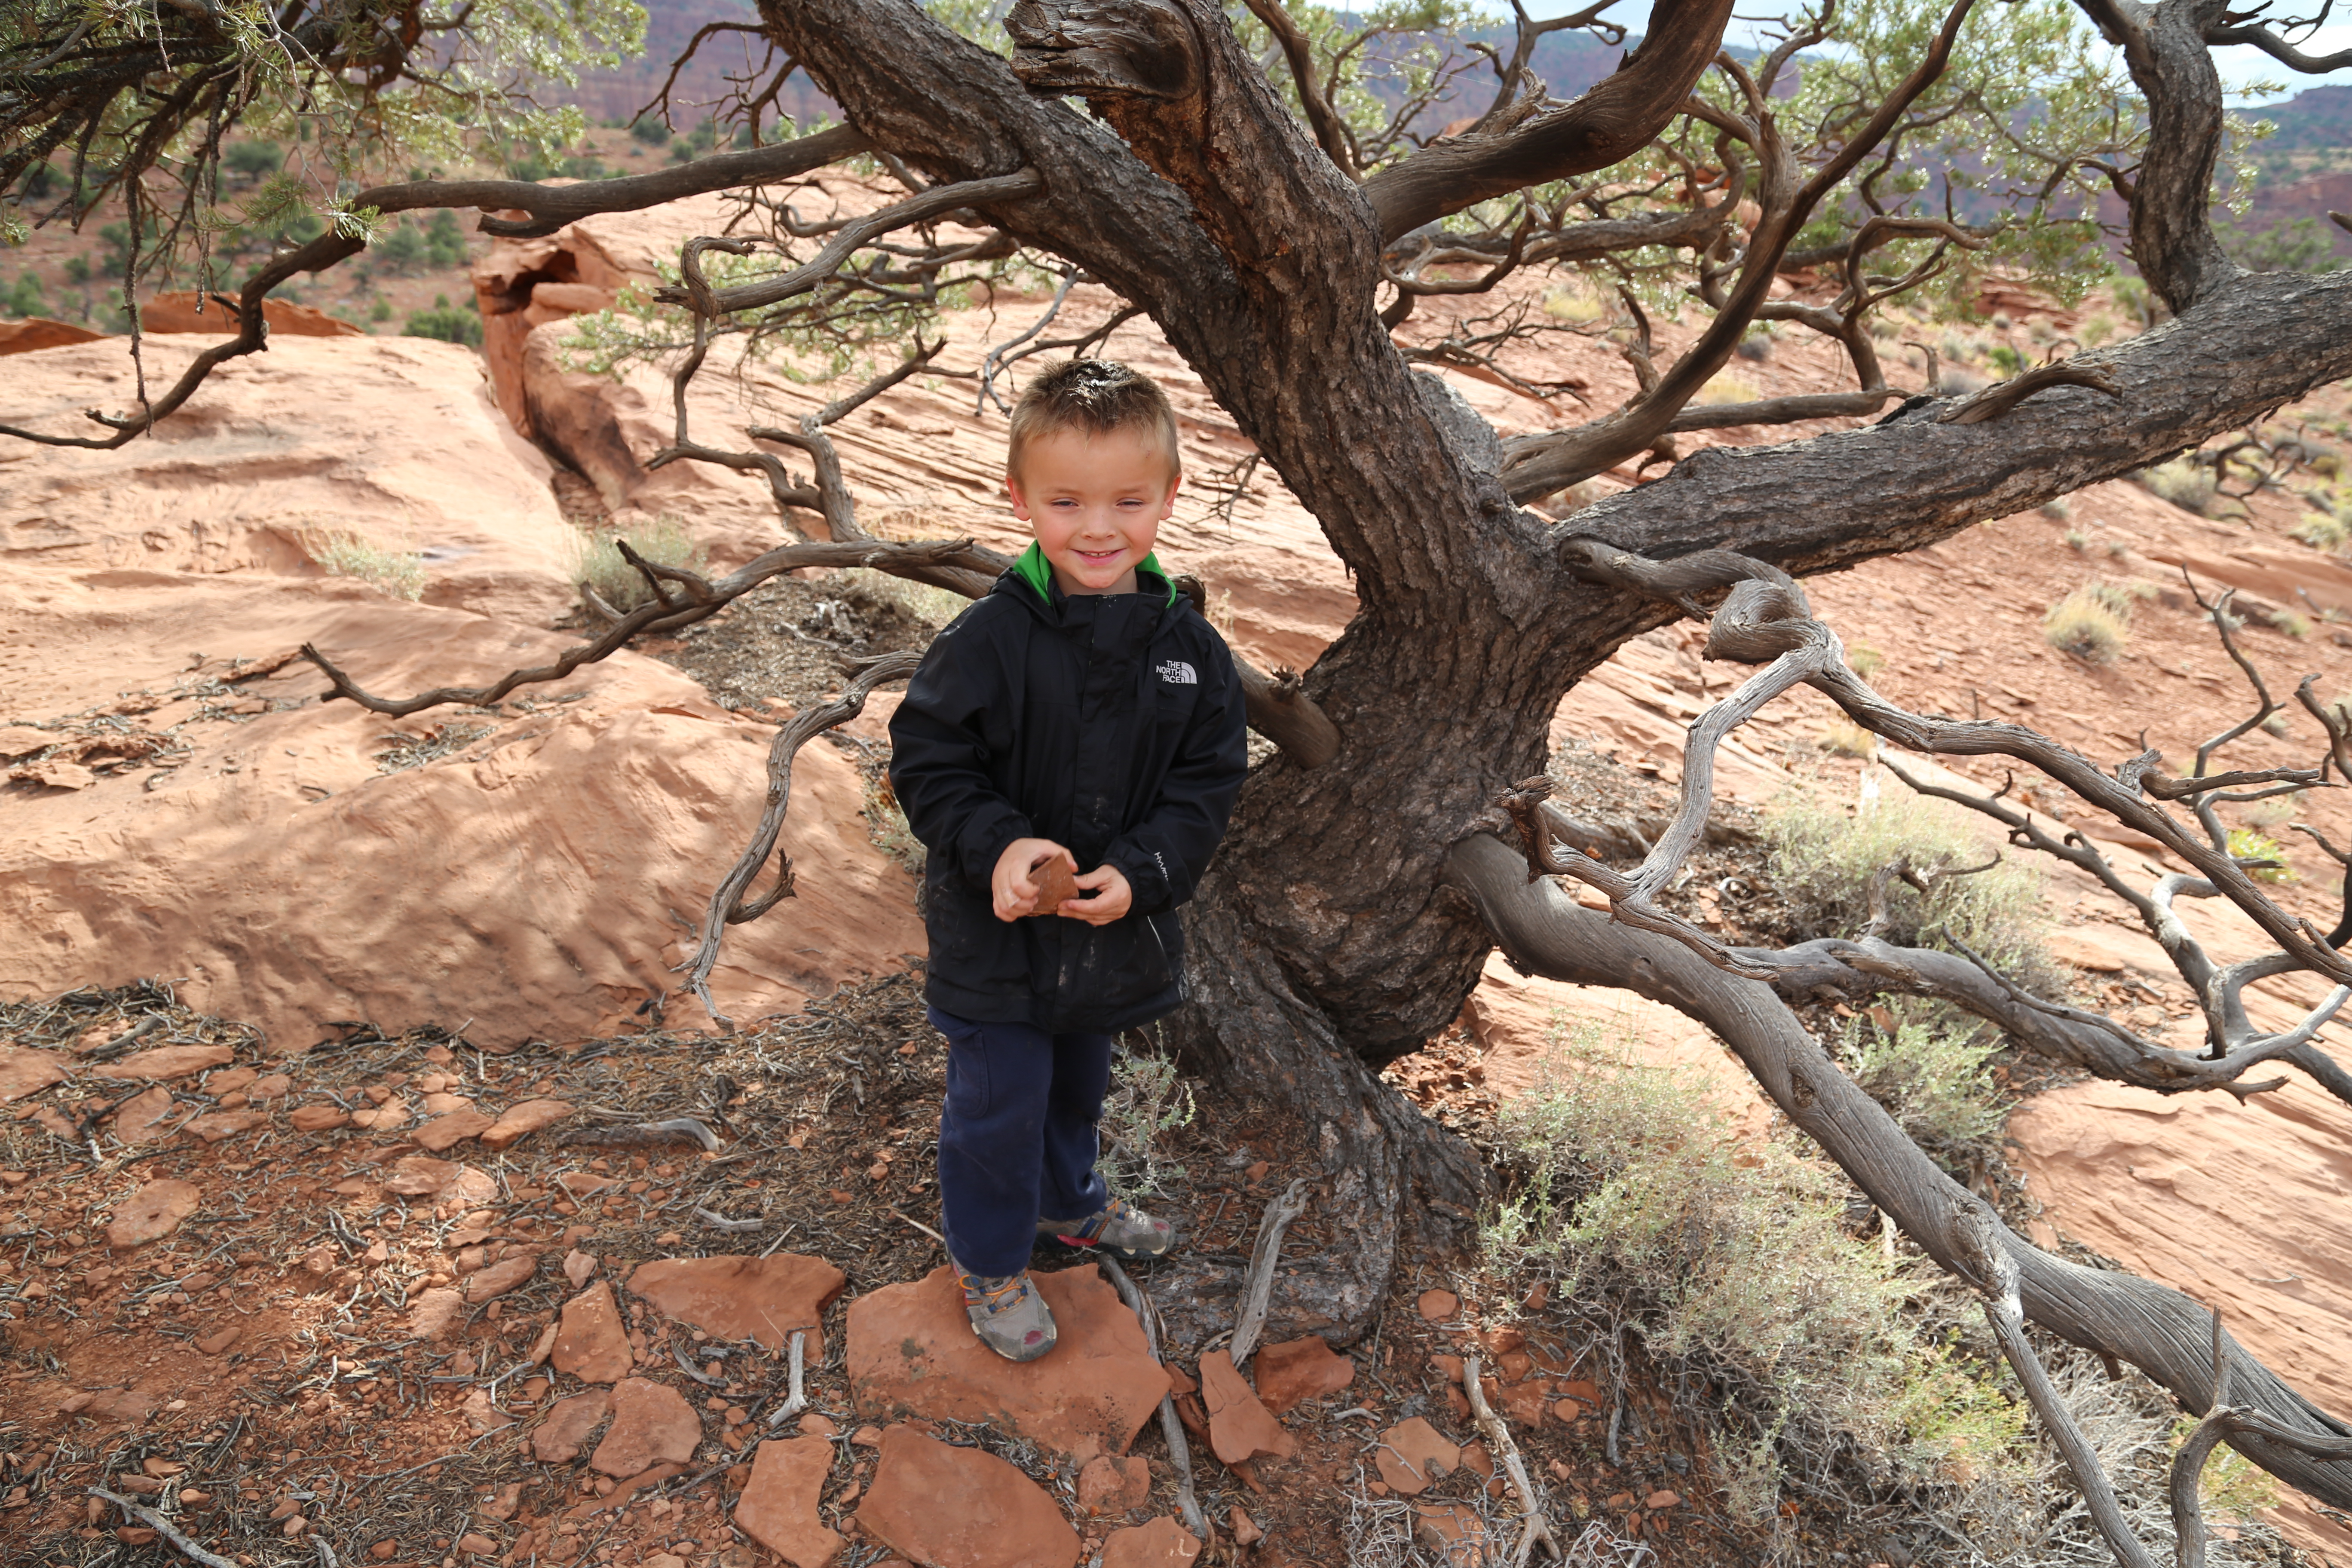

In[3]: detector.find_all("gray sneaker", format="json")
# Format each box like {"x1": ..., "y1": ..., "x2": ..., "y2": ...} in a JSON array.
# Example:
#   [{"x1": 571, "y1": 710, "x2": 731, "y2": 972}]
[
  {"x1": 957, "y1": 1267, "x2": 1057, "y2": 1362},
  {"x1": 1037, "y1": 1197, "x2": 1178, "y2": 1261}
]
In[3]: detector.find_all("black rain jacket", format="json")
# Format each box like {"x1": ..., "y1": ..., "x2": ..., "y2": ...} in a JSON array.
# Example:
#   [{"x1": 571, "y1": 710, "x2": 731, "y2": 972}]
[{"x1": 887, "y1": 550, "x2": 1250, "y2": 1032}]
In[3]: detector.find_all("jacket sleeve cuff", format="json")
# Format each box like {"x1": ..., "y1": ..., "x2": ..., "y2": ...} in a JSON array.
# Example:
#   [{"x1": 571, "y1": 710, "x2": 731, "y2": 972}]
[
  {"x1": 1105, "y1": 839, "x2": 1175, "y2": 916},
  {"x1": 960, "y1": 804, "x2": 1035, "y2": 892}
]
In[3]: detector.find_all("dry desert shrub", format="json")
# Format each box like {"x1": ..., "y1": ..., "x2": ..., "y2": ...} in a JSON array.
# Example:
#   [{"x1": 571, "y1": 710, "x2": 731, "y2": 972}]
[
  {"x1": 2042, "y1": 591, "x2": 2128, "y2": 664},
  {"x1": 1764, "y1": 787, "x2": 2056, "y2": 989},
  {"x1": 303, "y1": 529, "x2": 426, "y2": 599},
  {"x1": 570, "y1": 514, "x2": 706, "y2": 612}
]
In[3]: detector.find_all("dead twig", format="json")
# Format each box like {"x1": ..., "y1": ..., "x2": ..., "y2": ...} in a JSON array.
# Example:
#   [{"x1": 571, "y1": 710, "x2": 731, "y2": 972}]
[
  {"x1": 558, "y1": 1117, "x2": 722, "y2": 1152},
  {"x1": 1463, "y1": 1352, "x2": 1562, "y2": 1566},
  {"x1": 87, "y1": 1489, "x2": 239, "y2": 1568},
  {"x1": 692, "y1": 1206, "x2": 766, "y2": 1232},
  {"x1": 764, "y1": 1330, "x2": 809, "y2": 1427},
  {"x1": 1099, "y1": 1255, "x2": 1207, "y2": 1543},
  {"x1": 1229, "y1": 1177, "x2": 1311, "y2": 1372}
]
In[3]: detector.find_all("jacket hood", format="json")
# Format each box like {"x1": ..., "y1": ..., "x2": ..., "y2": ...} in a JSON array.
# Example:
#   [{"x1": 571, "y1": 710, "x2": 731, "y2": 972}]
[{"x1": 1008, "y1": 541, "x2": 1180, "y2": 609}]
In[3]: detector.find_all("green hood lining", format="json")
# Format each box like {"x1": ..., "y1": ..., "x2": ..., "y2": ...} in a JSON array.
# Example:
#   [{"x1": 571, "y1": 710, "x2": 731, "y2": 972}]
[{"x1": 1014, "y1": 541, "x2": 1178, "y2": 606}]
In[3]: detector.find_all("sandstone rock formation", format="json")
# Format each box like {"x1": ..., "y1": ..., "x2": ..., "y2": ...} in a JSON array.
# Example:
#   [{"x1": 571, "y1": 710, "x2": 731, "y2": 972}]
[
  {"x1": 1250, "y1": 1336, "x2": 1354, "y2": 1415},
  {"x1": 588, "y1": 1377, "x2": 703, "y2": 1478},
  {"x1": 552, "y1": 1281, "x2": 634, "y2": 1384}
]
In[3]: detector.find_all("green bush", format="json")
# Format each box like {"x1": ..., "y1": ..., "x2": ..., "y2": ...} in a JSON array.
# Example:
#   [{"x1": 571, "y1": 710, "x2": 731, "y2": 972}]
[
  {"x1": 628, "y1": 115, "x2": 672, "y2": 146},
  {"x1": 2226, "y1": 826, "x2": 2295, "y2": 884},
  {"x1": 221, "y1": 140, "x2": 283, "y2": 181},
  {"x1": 2294, "y1": 510, "x2": 2350, "y2": 551},
  {"x1": 404, "y1": 293, "x2": 482, "y2": 346},
  {"x1": 571, "y1": 515, "x2": 707, "y2": 612},
  {"x1": 3, "y1": 270, "x2": 43, "y2": 318},
  {"x1": 423, "y1": 209, "x2": 467, "y2": 268},
  {"x1": 1764, "y1": 787, "x2": 2056, "y2": 986}
]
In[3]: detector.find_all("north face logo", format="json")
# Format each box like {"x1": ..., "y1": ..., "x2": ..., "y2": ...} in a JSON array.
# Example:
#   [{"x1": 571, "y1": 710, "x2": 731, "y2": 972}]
[{"x1": 1157, "y1": 660, "x2": 1197, "y2": 685}]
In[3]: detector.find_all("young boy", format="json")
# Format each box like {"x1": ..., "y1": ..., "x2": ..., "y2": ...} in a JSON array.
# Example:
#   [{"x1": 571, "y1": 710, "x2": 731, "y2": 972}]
[{"x1": 887, "y1": 358, "x2": 1250, "y2": 1362}]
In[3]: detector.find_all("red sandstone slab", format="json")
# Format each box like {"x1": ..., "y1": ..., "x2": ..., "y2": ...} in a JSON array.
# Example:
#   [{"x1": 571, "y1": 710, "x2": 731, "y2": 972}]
[
  {"x1": 846, "y1": 1265, "x2": 1168, "y2": 1465},
  {"x1": 627, "y1": 1253, "x2": 845, "y2": 1351},
  {"x1": 853, "y1": 1425, "x2": 1077, "y2": 1568}
]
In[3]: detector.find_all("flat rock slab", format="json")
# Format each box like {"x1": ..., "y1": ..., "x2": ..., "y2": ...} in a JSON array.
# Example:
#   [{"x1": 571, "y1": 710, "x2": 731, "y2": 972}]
[
  {"x1": 1373, "y1": 1416, "x2": 1458, "y2": 1496},
  {"x1": 1252, "y1": 1335, "x2": 1354, "y2": 1414},
  {"x1": 465, "y1": 1253, "x2": 539, "y2": 1303},
  {"x1": 628, "y1": 1253, "x2": 846, "y2": 1351},
  {"x1": 0, "y1": 1046, "x2": 69, "y2": 1102},
  {"x1": 414, "y1": 1108, "x2": 496, "y2": 1152},
  {"x1": 590, "y1": 1378, "x2": 702, "y2": 1478},
  {"x1": 482, "y1": 1098, "x2": 575, "y2": 1150},
  {"x1": 1198, "y1": 1350, "x2": 1294, "y2": 1466},
  {"x1": 110, "y1": 1084, "x2": 179, "y2": 1142},
  {"x1": 533, "y1": 1389, "x2": 610, "y2": 1464},
  {"x1": 107, "y1": 1180, "x2": 201, "y2": 1248},
  {"x1": 1102, "y1": 1517, "x2": 1202, "y2": 1568},
  {"x1": 853, "y1": 1424, "x2": 1078, "y2": 1568},
  {"x1": 1076, "y1": 1454, "x2": 1150, "y2": 1516},
  {"x1": 553, "y1": 1281, "x2": 634, "y2": 1384},
  {"x1": 733, "y1": 1436, "x2": 842, "y2": 1568},
  {"x1": 847, "y1": 1265, "x2": 1167, "y2": 1465},
  {"x1": 95, "y1": 1044, "x2": 233, "y2": 1081}
]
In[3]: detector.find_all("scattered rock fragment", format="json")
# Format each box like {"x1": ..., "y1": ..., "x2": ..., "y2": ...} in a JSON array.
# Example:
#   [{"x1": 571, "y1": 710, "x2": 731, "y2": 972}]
[
  {"x1": 1077, "y1": 1454, "x2": 1151, "y2": 1516},
  {"x1": 1416, "y1": 1289, "x2": 1459, "y2": 1321},
  {"x1": 383, "y1": 1155, "x2": 461, "y2": 1196},
  {"x1": 461, "y1": 1388, "x2": 513, "y2": 1433},
  {"x1": 1251, "y1": 1335, "x2": 1354, "y2": 1414},
  {"x1": 194, "y1": 1327, "x2": 242, "y2": 1356},
  {"x1": 1414, "y1": 1501, "x2": 1490, "y2": 1565},
  {"x1": 110, "y1": 1085, "x2": 180, "y2": 1142},
  {"x1": 563, "y1": 1250, "x2": 597, "y2": 1288},
  {"x1": 533, "y1": 1390, "x2": 611, "y2": 1463},
  {"x1": 0, "y1": 1047, "x2": 70, "y2": 1102},
  {"x1": 248, "y1": 1073, "x2": 292, "y2": 1099},
  {"x1": 589, "y1": 1378, "x2": 703, "y2": 1478},
  {"x1": 465, "y1": 1253, "x2": 540, "y2": 1303},
  {"x1": 406, "y1": 1286, "x2": 465, "y2": 1341},
  {"x1": 1101, "y1": 1517, "x2": 1202, "y2": 1568},
  {"x1": 205, "y1": 1066, "x2": 258, "y2": 1095},
  {"x1": 846, "y1": 1265, "x2": 1167, "y2": 1464},
  {"x1": 853, "y1": 1425, "x2": 1079, "y2": 1568},
  {"x1": 628, "y1": 1254, "x2": 846, "y2": 1351},
  {"x1": 483, "y1": 1098, "x2": 576, "y2": 1150},
  {"x1": 732, "y1": 1436, "x2": 842, "y2": 1568},
  {"x1": 415, "y1": 1108, "x2": 497, "y2": 1151},
  {"x1": 107, "y1": 1179, "x2": 200, "y2": 1248},
  {"x1": 553, "y1": 1281, "x2": 634, "y2": 1383},
  {"x1": 1199, "y1": 1350, "x2": 1295, "y2": 1466},
  {"x1": 1373, "y1": 1418, "x2": 1458, "y2": 1496},
  {"x1": 1228, "y1": 1506, "x2": 1262, "y2": 1546},
  {"x1": 288, "y1": 1104, "x2": 350, "y2": 1133},
  {"x1": 96, "y1": 1044, "x2": 234, "y2": 1081},
  {"x1": 185, "y1": 1109, "x2": 268, "y2": 1142}
]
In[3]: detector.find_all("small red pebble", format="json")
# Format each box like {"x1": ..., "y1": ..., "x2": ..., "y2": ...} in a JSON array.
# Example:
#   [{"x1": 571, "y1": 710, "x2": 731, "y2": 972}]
[
  {"x1": 370, "y1": 1542, "x2": 399, "y2": 1561},
  {"x1": 1645, "y1": 1489, "x2": 1680, "y2": 1509},
  {"x1": 851, "y1": 1426, "x2": 883, "y2": 1448},
  {"x1": 116, "y1": 1528, "x2": 158, "y2": 1546}
]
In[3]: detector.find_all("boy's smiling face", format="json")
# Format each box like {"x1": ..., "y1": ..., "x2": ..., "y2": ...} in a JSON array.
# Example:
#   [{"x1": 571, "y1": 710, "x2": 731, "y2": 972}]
[{"x1": 1008, "y1": 425, "x2": 1179, "y2": 597}]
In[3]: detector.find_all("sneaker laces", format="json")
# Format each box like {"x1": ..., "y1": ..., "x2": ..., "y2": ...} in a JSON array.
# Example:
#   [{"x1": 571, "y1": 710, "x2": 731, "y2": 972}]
[{"x1": 958, "y1": 1269, "x2": 1029, "y2": 1315}]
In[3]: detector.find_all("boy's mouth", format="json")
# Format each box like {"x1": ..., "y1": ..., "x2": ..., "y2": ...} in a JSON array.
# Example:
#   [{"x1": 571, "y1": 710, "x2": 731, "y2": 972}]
[{"x1": 1074, "y1": 548, "x2": 1126, "y2": 564}]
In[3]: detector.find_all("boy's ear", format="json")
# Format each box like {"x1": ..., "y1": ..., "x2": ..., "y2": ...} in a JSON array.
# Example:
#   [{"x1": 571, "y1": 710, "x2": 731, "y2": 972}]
[{"x1": 1005, "y1": 470, "x2": 1030, "y2": 520}]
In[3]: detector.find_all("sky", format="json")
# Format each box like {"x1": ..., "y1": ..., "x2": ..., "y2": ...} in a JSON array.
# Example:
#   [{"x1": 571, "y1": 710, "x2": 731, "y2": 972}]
[{"x1": 1510, "y1": 0, "x2": 2352, "y2": 103}]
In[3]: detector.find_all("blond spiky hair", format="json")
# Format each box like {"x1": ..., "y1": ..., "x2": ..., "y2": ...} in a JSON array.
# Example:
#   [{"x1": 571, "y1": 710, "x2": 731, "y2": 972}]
[{"x1": 1006, "y1": 358, "x2": 1181, "y2": 482}]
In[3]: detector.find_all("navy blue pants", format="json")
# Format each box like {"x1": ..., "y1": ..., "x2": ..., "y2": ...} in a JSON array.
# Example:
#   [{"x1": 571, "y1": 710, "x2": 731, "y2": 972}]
[{"x1": 929, "y1": 1006, "x2": 1114, "y2": 1278}]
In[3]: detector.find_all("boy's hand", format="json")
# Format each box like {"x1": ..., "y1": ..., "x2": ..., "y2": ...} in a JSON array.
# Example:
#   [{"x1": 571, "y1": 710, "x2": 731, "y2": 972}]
[
  {"x1": 992, "y1": 838, "x2": 1075, "y2": 922},
  {"x1": 1061, "y1": 863, "x2": 1132, "y2": 925}
]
